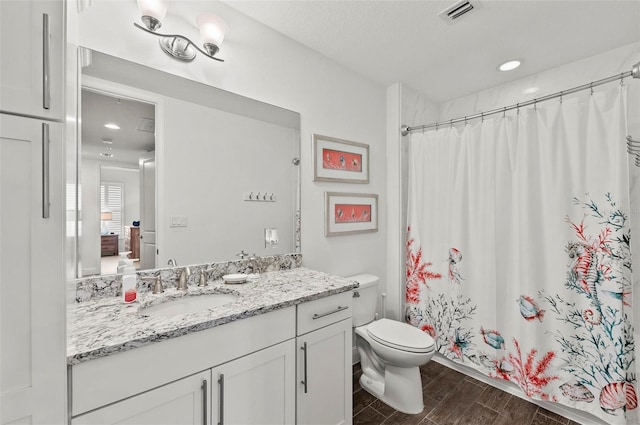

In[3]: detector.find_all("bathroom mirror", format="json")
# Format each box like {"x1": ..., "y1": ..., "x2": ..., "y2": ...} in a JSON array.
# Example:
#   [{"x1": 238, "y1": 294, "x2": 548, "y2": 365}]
[{"x1": 77, "y1": 49, "x2": 300, "y2": 277}]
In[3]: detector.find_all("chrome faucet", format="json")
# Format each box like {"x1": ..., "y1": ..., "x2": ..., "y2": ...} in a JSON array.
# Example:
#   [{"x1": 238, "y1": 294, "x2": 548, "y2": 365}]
[
  {"x1": 248, "y1": 253, "x2": 261, "y2": 274},
  {"x1": 177, "y1": 266, "x2": 191, "y2": 290},
  {"x1": 167, "y1": 258, "x2": 177, "y2": 267}
]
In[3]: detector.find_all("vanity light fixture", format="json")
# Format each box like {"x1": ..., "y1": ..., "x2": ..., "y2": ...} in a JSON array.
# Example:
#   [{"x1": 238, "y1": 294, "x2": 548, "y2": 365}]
[
  {"x1": 499, "y1": 59, "x2": 522, "y2": 72},
  {"x1": 104, "y1": 123, "x2": 120, "y2": 130},
  {"x1": 134, "y1": 0, "x2": 228, "y2": 62},
  {"x1": 102, "y1": 138, "x2": 113, "y2": 144}
]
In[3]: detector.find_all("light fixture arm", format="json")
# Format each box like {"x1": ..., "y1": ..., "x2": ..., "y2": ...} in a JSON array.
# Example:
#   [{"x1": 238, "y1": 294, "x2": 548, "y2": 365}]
[{"x1": 133, "y1": 23, "x2": 224, "y2": 62}]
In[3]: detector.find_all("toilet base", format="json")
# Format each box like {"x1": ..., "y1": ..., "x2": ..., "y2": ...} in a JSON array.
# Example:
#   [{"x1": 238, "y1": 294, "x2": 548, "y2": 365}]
[{"x1": 359, "y1": 364, "x2": 424, "y2": 414}]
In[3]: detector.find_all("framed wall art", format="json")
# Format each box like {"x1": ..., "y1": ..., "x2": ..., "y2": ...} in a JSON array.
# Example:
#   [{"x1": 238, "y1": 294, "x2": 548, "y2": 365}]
[
  {"x1": 313, "y1": 134, "x2": 369, "y2": 183},
  {"x1": 325, "y1": 192, "x2": 378, "y2": 236}
]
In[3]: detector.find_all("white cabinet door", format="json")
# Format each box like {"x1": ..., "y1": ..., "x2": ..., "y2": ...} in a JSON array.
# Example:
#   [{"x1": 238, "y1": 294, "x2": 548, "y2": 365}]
[
  {"x1": 71, "y1": 371, "x2": 211, "y2": 425},
  {"x1": 0, "y1": 114, "x2": 65, "y2": 424},
  {"x1": 211, "y1": 340, "x2": 296, "y2": 425},
  {"x1": 297, "y1": 319, "x2": 352, "y2": 425},
  {"x1": 0, "y1": 0, "x2": 63, "y2": 120}
]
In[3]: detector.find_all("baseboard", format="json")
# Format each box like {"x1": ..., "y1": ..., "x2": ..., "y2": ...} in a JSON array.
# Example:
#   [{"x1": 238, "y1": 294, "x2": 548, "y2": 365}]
[{"x1": 431, "y1": 354, "x2": 611, "y2": 425}]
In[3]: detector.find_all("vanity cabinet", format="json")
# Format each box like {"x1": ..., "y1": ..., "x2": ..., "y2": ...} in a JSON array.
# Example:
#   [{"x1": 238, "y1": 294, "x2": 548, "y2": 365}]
[
  {"x1": 71, "y1": 371, "x2": 210, "y2": 425},
  {"x1": 69, "y1": 292, "x2": 353, "y2": 425},
  {"x1": 211, "y1": 339, "x2": 296, "y2": 425},
  {"x1": 296, "y1": 292, "x2": 353, "y2": 425},
  {"x1": 0, "y1": 0, "x2": 64, "y2": 120},
  {"x1": 1, "y1": 114, "x2": 65, "y2": 424}
]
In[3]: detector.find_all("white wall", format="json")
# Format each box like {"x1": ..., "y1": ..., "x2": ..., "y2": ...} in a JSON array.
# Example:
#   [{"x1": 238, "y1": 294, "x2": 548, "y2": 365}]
[
  {"x1": 77, "y1": 1, "x2": 387, "y2": 279},
  {"x1": 163, "y1": 98, "x2": 297, "y2": 264},
  {"x1": 80, "y1": 158, "x2": 101, "y2": 276}
]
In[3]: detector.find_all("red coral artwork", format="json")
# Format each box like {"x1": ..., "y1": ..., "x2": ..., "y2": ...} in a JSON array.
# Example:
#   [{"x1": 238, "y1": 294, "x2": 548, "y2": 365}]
[
  {"x1": 406, "y1": 227, "x2": 442, "y2": 303},
  {"x1": 493, "y1": 339, "x2": 558, "y2": 401}
]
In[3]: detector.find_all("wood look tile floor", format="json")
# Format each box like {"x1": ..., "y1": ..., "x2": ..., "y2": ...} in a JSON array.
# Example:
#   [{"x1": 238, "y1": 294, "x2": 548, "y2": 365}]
[{"x1": 353, "y1": 361, "x2": 582, "y2": 425}]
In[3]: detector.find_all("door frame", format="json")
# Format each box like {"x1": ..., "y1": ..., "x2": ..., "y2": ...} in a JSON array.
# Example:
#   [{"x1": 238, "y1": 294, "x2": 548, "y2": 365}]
[{"x1": 80, "y1": 74, "x2": 164, "y2": 275}]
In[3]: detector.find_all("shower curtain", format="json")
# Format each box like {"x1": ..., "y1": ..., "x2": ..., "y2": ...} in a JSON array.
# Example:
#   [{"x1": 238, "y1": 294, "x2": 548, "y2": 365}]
[{"x1": 405, "y1": 85, "x2": 637, "y2": 424}]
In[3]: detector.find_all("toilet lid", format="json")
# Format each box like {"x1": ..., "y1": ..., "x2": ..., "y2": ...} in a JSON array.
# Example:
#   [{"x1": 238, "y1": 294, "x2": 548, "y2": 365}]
[{"x1": 367, "y1": 319, "x2": 435, "y2": 353}]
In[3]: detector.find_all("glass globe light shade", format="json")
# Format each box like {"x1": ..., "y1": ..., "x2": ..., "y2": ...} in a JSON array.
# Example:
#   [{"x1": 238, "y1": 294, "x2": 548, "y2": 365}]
[
  {"x1": 137, "y1": 0, "x2": 168, "y2": 21},
  {"x1": 197, "y1": 13, "x2": 228, "y2": 51}
]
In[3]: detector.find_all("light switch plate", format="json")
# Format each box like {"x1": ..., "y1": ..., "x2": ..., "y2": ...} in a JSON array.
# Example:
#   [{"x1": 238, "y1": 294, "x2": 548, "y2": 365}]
[{"x1": 170, "y1": 216, "x2": 188, "y2": 227}]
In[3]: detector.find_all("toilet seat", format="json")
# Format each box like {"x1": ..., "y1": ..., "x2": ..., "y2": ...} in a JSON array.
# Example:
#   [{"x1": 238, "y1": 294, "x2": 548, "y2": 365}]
[{"x1": 367, "y1": 318, "x2": 435, "y2": 354}]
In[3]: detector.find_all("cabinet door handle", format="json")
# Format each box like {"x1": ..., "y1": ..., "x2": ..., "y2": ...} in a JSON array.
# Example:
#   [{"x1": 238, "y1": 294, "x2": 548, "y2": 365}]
[
  {"x1": 300, "y1": 342, "x2": 308, "y2": 394},
  {"x1": 201, "y1": 379, "x2": 208, "y2": 425},
  {"x1": 42, "y1": 123, "x2": 50, "y2": 218},
  {"x1": 42, "y1": 13, "x2": 50, "y2": 110},
  {"x1": 312, "y1": 305, "x2": 348, "y2": 320},
  {"x1": 218, "y1": 373, "x2": 224, "y2": 425}
]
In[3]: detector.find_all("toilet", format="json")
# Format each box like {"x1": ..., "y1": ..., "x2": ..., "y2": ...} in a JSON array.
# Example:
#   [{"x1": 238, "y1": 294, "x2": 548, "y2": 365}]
[{"x1": 348, "y1": 274, "x2": 435, "y2": 414}]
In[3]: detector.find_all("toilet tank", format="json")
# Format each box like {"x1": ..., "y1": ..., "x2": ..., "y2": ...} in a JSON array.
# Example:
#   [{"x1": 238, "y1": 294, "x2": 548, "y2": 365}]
[{"x1": 347, "y1": 274, "x2": 379, "y2": 327}]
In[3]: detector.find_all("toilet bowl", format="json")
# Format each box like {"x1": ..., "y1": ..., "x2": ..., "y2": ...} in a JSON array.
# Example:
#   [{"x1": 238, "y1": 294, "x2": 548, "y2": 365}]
[{"x1": 348, "y1": 274, "x2": 435, "y2": 414}]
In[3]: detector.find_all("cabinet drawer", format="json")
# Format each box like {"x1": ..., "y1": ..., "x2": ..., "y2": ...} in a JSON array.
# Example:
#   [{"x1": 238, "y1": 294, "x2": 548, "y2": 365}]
[{"x1": 297, "y1": 291, "x2": 352, "y2": 335}]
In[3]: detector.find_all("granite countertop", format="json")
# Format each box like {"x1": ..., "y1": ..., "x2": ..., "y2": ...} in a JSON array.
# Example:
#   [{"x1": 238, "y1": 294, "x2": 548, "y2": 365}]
[{"x1": 67, "y1": 267, "x2": 357, "y2": 365}]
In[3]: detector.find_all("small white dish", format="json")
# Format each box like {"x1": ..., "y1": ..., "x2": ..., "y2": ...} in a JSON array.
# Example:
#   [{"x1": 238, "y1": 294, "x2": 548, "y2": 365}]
[{"x1": 223, "y1": 273, "x2": 248, "y2": 284}]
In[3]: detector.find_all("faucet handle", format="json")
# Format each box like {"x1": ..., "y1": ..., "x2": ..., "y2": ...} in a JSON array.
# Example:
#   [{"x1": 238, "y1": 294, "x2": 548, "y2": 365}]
[
  {"x1": 198, "y1": 271, "x2": 208, "y2": 287},
  {"x1": 143, "y1": 276, "x2": 164, "y2": 294},
  {"x1": 236, "y1": 250, "x2": 248, "y2": 259}
]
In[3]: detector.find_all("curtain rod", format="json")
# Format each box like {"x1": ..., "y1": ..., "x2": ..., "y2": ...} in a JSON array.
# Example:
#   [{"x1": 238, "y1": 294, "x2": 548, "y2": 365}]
[{"x1": 400, "y1": 61, "x2": 640, "y2": 136}]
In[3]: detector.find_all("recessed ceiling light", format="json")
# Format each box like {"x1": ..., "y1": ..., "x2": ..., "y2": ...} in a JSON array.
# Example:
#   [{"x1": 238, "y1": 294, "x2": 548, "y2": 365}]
[
  {"x1": 499, "y1": 60, "x2": 521, "y2": 72},
  {"x1": 100, "y1": 152, "x2": 114, "y2": 158},
  {"x1": 523, "y1": 87, "x2": 539, "y2": 95},
  {"x1": 104, "y1": 123, "x2": 120, "y2": 130}
]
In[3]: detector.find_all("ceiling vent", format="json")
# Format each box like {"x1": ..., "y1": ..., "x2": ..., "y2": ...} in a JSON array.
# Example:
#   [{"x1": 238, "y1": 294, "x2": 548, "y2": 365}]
[
  {"x1": 136, "y1": 117, "x2": 155, "y2": 133},
  {"x1": 438, "y1": 0, "x2": 477, "y2": 24}
]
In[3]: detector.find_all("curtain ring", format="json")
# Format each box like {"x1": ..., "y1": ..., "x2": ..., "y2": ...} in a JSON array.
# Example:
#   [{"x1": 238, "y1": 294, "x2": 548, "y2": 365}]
[
  {"x1": 481, "y1": 113, "x2": 484, "y2": 123},
  {"x1": 590, "y1": 82, "x2": 594, "y2": 95},
  {"x1": 559, "y1": 91, "x2": 563, "y2": 104},
  {"x1": 435, "y1": 122, "x2": 439, "y2": 132},
  {"x1": 464, "y1": 116, "x2": 468, "y2": 126},
  {"x1": 503, "y1": 107, "x2": 506, "y2": 118},
  {"x1": 516, "y1": 103, "x2": 520, "y2": 115},
  {"x1": 449, "y1": 119, "x2": 453, "y2": 128},
  {"x1": 620, "y1": 73, "x2": 625, "y2": 86},
  {"x1": 534, "y1": 99, "x2": 537, "y2": 111}
]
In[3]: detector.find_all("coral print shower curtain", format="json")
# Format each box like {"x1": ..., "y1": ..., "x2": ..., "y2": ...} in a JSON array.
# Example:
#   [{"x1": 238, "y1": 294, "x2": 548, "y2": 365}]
[{"x1": 405, "y1": 85, "x2": 636, "y2": 424}]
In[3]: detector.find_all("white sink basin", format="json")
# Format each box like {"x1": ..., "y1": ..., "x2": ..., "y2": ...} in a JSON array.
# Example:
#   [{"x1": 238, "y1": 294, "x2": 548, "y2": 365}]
[{"x1": 140, "y1": 293, "x2": 239, "y2": 317}]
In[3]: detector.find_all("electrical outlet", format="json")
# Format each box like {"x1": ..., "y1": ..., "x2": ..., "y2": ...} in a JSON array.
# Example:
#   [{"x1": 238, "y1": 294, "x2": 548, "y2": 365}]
[{"x1": 265, "y1": 228, "x2": 279, "y2": 248}]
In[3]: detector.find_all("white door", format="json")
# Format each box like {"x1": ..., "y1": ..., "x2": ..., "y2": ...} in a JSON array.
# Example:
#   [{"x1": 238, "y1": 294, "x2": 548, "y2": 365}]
[
  {"x1": 297, "y1": 319, "x2": 353, "y2": 425},
  {"x1": 71, "y1": 371, "x2": 210, "y2": 425},
  {"x1": 0, "y1": 114, "x2": 65, "y2": 424},
  {"x1": 211, "y1": 340, "x2": 296, "y2": 425},
  {"x1": 0, "y1": 1, "x2": 63, "y2": 120},
  {"x1": 139, "y1": 154, "x2": 156, "y2": 269}
]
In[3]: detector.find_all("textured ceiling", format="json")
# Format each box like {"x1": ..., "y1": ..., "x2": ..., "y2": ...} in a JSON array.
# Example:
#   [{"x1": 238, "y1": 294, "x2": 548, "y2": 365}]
[
  {"x1": 82, "y1": 89, "x2": 155, "y2": 164},
  {"x1": 222, "y1": 0, "x2": 640, "y2": 103}
]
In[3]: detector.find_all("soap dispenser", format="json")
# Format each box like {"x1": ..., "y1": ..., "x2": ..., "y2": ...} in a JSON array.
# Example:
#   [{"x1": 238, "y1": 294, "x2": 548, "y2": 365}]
[{"x1": 122, "y1": 260, "x2": 137, "y2": 303}]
